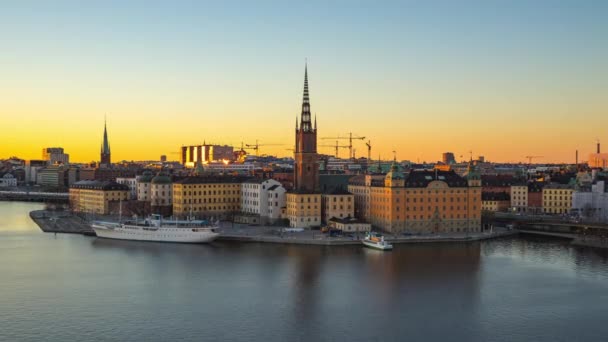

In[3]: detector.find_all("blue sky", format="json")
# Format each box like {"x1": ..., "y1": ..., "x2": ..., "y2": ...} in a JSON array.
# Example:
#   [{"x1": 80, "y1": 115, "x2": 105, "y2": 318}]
[{"x1": 1, "y1": 1, "x2": 607, "y2": 162}]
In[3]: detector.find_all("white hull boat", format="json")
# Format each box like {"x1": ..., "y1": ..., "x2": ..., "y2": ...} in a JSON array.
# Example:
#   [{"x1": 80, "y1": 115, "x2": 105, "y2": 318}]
[
  {"x1": 91, "y1": 215, "x2": 220, "y2": 244},
  {"x1": 362, "y1": 232, "x2": 393, "y2": 250}
]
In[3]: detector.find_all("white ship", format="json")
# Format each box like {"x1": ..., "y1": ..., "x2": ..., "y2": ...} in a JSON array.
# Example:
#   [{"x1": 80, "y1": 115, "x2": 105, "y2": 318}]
[
  {"x1": 362, "y1": 232, "x2": 393, "y2": 251},
  {"x1": 91, "y1": 215, "x2": 220, "y2": 243}
]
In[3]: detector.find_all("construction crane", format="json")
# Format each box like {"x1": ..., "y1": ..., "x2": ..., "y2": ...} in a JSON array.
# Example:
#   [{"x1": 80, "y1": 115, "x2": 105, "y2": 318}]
[
  {"x1": 245, "y1": 140, "x2": 284, "y2": 156},
  {"x1": 365, "y1": 140, "x2": 372, "y2": 161},
  {"x1": 525, "y1": 156, "x2": 543, "y2": 164},
  {"x1": 319, "y1": 141, "x2": 350, "y2": 158},
  {"x1": 321, "y1": 132, "x2": 366, "y2": 159}
]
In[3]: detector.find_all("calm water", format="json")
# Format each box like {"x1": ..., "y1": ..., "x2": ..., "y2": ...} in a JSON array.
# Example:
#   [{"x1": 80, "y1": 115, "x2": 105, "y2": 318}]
[{"x1": 1, "y1": 202, "x2": 608, "y2": 342}]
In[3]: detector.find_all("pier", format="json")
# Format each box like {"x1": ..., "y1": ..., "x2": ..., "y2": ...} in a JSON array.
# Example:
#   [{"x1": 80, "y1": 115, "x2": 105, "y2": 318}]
[
  {"x1": 30, "y1": 210, "x2": 94, "y2": 235},
  {"x1": 29, "y1": 209, "x2": 516, "y2": 245}
]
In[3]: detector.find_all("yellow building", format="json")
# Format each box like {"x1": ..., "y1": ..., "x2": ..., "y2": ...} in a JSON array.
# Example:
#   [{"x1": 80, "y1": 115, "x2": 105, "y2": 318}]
[
  {"x1": 321, "y1": 189, "x2": 355, "y2": 223},
  {"x1": 69, "y1": 180, "x2": 129, "y2": 215},
  {"x1": 348, "y1": 174, "x2": 383, "y2": 222},
  {"x1": 173, "y1": 176, "x2": 243, "y2": 219},
  {"x1": 350, "y1": 161, "x2": 482, "y2": 234},
  {"x1": 481, "y1": 192, "x2": 510, "y2": 212},
  {"x1": 542, "y1": 184, "x2": 573, "y2": 214},
  {"x1": 286, "y1": 192, "x2": 322, "y2": 228}
]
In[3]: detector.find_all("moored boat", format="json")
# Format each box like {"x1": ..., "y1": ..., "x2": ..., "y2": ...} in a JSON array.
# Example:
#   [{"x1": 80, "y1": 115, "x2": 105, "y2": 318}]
[
  {"x1": 91, "y1": 214, "x2": 220, "y2": 243},
  {"x1": 362, "y1": 232, "x2": 393, "y2": 250}
]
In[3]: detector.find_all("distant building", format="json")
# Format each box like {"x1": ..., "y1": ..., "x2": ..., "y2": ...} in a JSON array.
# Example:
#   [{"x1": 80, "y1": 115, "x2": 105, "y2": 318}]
[
  {"x1": 348, "y1": 173, "x2": 383, "y2": 222},
  {"x1": 442, "y1": 152, "x2": 456, "y2": 165},
  {"x1": 150, "y1": 172, "x2": 173, "y2": 216},
  {"x1": 25, "y1": 160, "x2": 47, "y2": 184},
  {"x1": 267, "y1": 184, "x2": 287, "y2": 222},
  {"x1": 573, "y1": 180, "x2": 608, "y2": 222},
  {"x1": 527, "y1": 182, "x2": 544, "y2": 213},
  {"x1": 42, "y1": 147, "x2": 69, "y2": 165},
  {"x1": 481, "y1": 192, "x2": 510, "y2": 212},
  {"x1": 241, "y1": 178, "x2": 286, "y2": 223},
  {"x1": 116, "y1": 177, "x2": 138, "y2": 200},
  {"x1": 588, "y1": 153, "x2": 608, "y2": 169},
  {"x1": 542, "y1": 184, "x2": 573, "y2": 214},
  {"x1": 321, "y1": 188, "x2": 354, "y2": 223},
  {"x1": 327, "y1": 217, "x2": 371, "y2": 233},
  {"x1": 172, "y1": 175, "x2": 244, "y2": 219},
  {"x1": 0, "y1": 173, "x2": 17, "y2": 187},
  {"x1": 136, "y1": 171, "x2": 154, "y2": 202},
  {"x1": 181, "y1": 144, "x2": 234, "y2": 167},
  {"x1": 160, "y1": 155, "x2": 167, "y2": 162},
  {"x1": 37, "y1": 165, "x2": 68, "y2": 189},
  {"x1": 482, "y1": 175, "x2": 517, "y2": 194},
  {"x1": 365, "y1": 162, "x2": 481, "y2": 233},
  {"x1": 510, "y1": 184, "x2": 528, "y2": 212},
  {"x1": 69, "y1": 180, "x2": 129, "y2": 215}
]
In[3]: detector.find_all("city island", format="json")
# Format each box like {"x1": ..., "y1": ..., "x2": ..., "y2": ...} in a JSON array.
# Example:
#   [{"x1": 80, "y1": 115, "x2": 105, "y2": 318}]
[{"x1": 2, "y1": 65, "x2": 607, "y2": 249}]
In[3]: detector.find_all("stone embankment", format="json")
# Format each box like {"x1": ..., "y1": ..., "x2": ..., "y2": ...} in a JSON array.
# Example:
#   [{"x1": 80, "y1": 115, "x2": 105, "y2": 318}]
[{"x1": 29, "y1": 210, "x2": 94, "y2": 235}]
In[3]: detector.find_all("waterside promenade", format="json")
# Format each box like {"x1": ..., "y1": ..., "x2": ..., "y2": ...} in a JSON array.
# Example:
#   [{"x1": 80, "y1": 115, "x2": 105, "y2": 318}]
[
  {"x1": 29, "y1": 209, "x2": 516, "y2": 245},
  {"x1": 30, "y1": 210, "x2": 94, "y2": 235}
]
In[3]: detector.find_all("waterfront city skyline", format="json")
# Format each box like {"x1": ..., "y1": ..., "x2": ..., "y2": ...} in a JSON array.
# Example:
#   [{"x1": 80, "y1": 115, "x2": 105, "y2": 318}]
[{"x1": 2, "y1": 1, "x2": 607, "y2": 163}]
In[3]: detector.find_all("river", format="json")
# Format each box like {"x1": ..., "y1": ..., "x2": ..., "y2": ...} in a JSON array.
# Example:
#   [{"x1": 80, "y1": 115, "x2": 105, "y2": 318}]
[{"x1": 1, "y1": 202, "x2": 607, "y2": 341}]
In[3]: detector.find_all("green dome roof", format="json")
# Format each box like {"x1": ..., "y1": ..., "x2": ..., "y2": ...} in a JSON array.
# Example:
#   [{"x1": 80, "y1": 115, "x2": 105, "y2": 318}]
[
  {"x1": 386, "y1": 160, "x2": 404, "y2": 180},
  {"x1": 151, "y1": 172, "x2": 172, "y2": 184},
  {"x1": 138, "y1": 170, "x2": 154, "y2": 183}
]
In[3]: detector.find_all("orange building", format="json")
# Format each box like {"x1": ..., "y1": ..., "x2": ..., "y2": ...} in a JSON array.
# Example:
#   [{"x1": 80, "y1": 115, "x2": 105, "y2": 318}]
[{"x1": 350, "y1": 161, "x2": 482, "y2": 234}]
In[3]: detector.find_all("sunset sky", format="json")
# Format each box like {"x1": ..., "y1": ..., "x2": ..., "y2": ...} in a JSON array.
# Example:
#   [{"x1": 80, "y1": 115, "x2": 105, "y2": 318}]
[{"x1": 1, "y1": 1, "x2": 607, "y2": 163}]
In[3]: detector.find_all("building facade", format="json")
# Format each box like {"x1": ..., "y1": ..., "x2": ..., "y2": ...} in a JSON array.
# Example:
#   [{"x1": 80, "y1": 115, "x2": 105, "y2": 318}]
[
  {"x1": 573, "y1": 180, "x2": 608, "y2": 222},
  {"x1": 510, "y1": 185, "x2": 528, "y2": 212},
  {"x1": 42, "y1": 147, "x2": 69, "y2": 165},
  {"x1": 481, "y1": 192, "x2": 510, "y2": 212},
  {"x1": 241, "y1": 178, "x2": 285, "y2": 221},
  {"x1": 321, "y1": 189, "x2": 355, "y2": 223},
  {"x1": 180, "y1": 144, "x2": 235, "y2": 167},
  {"x1": 542, "y1": 184, "x2": 573, "y2": 214},
  {"x1": 116, "y1": 177, "x2": 137, "y2": 199},
  {"x1": 150, "y1": 172, "x2": 173, "y2": 215},
  {"x1": 173, "y1": 176, "x2": 243, "y2": 219},
  {"x1": 267, "y1": 184, "x2": 286, "y2": 221},
  {"x1": 37, "y1": 165, "x2": 68, "y2": 188},
  {"x1": 350, "y1": 162, "x2": 482, "y2": 234},
  {"x1": 0, "y1": 173, "x2": 17, "y2": 187},
  {"x1": 136, "y1": 171, "x2": 154, "y2": 201},
  {"x1": 70, "y1": 180, "x2": 129, "y2": 214}
]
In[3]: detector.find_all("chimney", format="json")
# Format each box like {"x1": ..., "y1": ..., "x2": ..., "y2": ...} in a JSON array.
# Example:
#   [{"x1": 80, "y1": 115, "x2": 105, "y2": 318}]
[
  {"x1": 598, "y1": 141, "x2": 601, "y2": 154},
  {"x1": 576, "y1": 150, "x2": 578, "y2": 165}
]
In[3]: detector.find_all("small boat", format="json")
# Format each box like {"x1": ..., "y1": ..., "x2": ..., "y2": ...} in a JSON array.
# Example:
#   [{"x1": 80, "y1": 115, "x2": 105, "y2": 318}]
[{"x1": 362, "y1": 232, "x2": 393, "y2": 250}]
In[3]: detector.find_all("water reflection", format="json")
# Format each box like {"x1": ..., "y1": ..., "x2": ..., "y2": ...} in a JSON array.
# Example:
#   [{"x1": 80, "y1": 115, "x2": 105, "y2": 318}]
[
  {"x1": 3, "y1": 202, "x2": 608, "y2": 342},
  {"x1": 0, "y1": 202, "x2": 45, "y2": 232}
]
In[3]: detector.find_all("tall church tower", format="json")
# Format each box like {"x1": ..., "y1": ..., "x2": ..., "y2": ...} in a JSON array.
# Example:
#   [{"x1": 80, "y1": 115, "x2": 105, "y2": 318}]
[
  {"x1": 100, "y1": 119, "x2": 111, "y2": 168},
  {"x1": 294, "y1": 64, "x2": 319, "y2": 192}
]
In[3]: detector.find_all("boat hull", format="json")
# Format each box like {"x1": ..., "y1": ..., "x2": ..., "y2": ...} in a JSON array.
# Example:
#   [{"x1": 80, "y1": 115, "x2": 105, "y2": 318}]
[
  {"x1": 362, "y1": 239, "x2": 393, "y2": 250},
  {"x1": 92, "y1": 224, "x2": 219, "y2": 244}
]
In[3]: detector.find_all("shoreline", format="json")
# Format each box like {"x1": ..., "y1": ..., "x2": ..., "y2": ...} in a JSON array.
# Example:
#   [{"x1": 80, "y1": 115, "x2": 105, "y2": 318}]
[{"x1": 29, "y1": 209, "x2": 518, "y2": 245}]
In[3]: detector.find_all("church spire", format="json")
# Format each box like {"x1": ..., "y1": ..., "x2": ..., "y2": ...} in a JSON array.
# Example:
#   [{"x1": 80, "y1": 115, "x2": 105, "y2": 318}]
[
  {"x1": 100, "y1": 117, "x2": 111, "y2": 167},
  {"x1": 300, "y1": 62, "x2": 312, "y2": 133},
  {"x1": 303, "y1": 62, "x2": 309, "y2": 104},
  {"x1": 102, "y1": 118, "x2": 110, "y2": 154}
]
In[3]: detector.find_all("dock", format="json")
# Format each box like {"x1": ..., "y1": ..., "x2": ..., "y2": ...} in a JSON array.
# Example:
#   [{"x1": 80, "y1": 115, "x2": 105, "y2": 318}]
[
  {"x1": 29, "y1": 210, "x2": 94, "y2": 235},
  {"x1": 26, "y1": 210, "x2": 525, "y2": 246}
]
